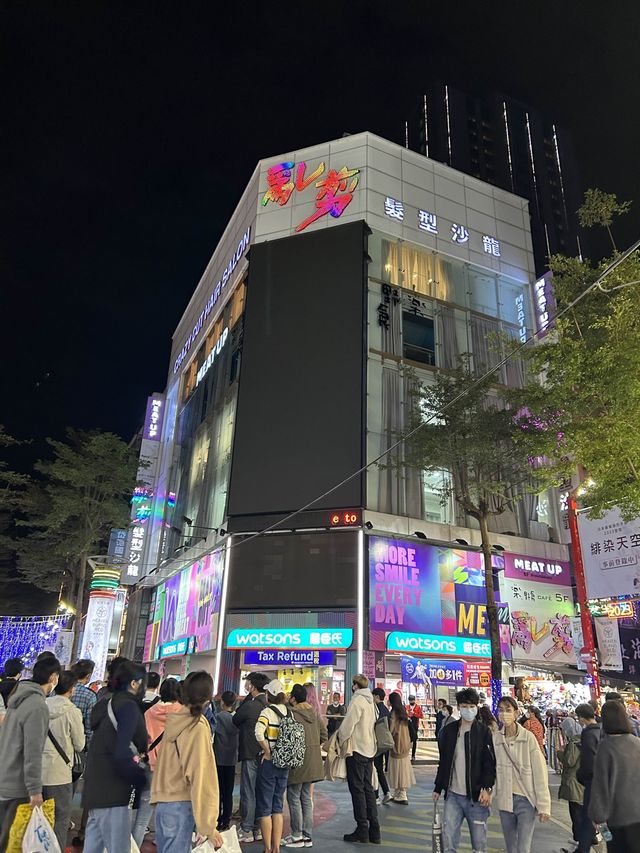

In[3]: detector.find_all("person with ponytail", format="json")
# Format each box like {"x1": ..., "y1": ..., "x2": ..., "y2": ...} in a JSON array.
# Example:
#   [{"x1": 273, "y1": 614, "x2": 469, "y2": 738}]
[{"x1": 151, "y1": 671, "x2": 222, "y2": 852}]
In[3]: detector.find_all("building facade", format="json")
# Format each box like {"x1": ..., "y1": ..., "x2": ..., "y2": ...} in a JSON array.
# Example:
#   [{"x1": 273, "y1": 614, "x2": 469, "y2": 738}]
[
  {"x1": 407, "y1": 83, "x2": 584, "y2": 275},
  {"x1": 122, "y1": 132, "x2": 576, "y2": 708}
]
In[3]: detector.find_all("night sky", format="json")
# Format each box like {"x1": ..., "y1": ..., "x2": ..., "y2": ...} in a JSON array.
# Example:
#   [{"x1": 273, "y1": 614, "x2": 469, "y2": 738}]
[{"x1": 3, "y1": 2, "x2": 639, "y2": 450}]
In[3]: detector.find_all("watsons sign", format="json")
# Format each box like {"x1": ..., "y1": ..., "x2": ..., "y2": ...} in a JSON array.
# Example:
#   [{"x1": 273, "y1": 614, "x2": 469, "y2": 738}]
[
  {"x1": 226, "y1": 627, "x2": 353, "y2": 650},
  {"x1": 173, "y1": 226, "x2": 251, "y2": 374},
  {"x1": 195, "y1": 327, "x2": 229, "y2": 389},
  {"x1": 386, "y1": 631, "x2": 491, "y2": 658}
]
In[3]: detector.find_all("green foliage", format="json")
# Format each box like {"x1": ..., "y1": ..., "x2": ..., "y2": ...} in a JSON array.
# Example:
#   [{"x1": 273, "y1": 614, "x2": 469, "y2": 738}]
[
  {"x1": 520, "y1": 247, "x2": 640, "y2": 520},
  {"x1": 577, "y1": 189, "x2": 631, "y2": 252},
  {"x1": 403, "y1": 359, "x2": 563, "y2": 521},
  {"x1": 0, "y1": 426, "x2": 30, "y2": 513},
  {"x1": 16, "y1": 429, "x2": 139, "y2": 591}
]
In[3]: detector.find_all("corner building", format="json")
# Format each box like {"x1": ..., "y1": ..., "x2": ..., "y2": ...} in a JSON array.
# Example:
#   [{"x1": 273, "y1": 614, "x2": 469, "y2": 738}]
[{"x1": 126, "y1": 132, "x2": 574, "y2": 719}]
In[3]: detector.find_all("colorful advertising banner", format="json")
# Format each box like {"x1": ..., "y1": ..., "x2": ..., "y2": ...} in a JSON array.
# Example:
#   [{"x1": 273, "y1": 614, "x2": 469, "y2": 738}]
[
  {"x1": 401, "y1": 656, "x2": 465, "y2": 686},
  {"x1": 594, "y1": 617, "x2": 623, "y2": 671},
  {"x1": 500, "y1": 577, "x2": 575, "y2": 663},
  {"x1": 194, "y1": 551, "x2": 224, "y2": 653},
  {"x1": 369, "y1": 536, "x2": 488, "y2": 652},
  {"x1": 576, "y1": 506, "x2": 640, "y2": 599},
  {"x1": 80, "y1": 594, "x2": 116, "y2": 680}
]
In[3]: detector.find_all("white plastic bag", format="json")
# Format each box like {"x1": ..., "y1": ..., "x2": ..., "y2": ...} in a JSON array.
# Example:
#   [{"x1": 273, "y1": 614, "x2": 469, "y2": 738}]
[
  {"x1": 193, "y1": 825, "x2": 241, "y2": 853},
  {"x1": 22, "y1": 805, "x2": 62, "y2": 853}
]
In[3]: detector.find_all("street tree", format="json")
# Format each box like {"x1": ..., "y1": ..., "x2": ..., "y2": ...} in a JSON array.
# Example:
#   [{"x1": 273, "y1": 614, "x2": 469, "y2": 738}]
[
  {"x1": 519, "y1": 242, "x2": 640, "y2": 520},
  {"x1": 400, "y1": 358, "x2": 566, "y2": 697},
  {"x1": 577, "y1": 189, "x2": 631, "y2": 253},
  {"x1": 17, "y1": 429, "x2": 139, "y2": 657}
]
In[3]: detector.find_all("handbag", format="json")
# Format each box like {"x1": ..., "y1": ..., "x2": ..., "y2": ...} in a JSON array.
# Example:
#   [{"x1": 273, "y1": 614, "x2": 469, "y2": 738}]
[
  {"x1": 374, "y1": 714, "x2": 394, "y2": 757},
  {"x1": 193, "y1": 825, "x2": 242, "y2": 853}
]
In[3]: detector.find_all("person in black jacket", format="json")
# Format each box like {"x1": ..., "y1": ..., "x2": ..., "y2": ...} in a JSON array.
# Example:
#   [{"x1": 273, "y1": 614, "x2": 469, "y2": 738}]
[
  {"x1": 372, "y1": 688, "x2": 392, "y2": 805},
  {"x1": 433, "y1": 688, "x2": 495, "y2": 853},
  {"x1": 233, "y1": 671, "x2": 269, "y2": 844},
  {"x1": 82, "y1": 661, "x2": 150, "y2": 853},
  {"x1": 575, "y1": 703, "x2": 602, "y2": 853},
  {"x1": 0, "y1": 657, "x2": 24, "y2": 709}
]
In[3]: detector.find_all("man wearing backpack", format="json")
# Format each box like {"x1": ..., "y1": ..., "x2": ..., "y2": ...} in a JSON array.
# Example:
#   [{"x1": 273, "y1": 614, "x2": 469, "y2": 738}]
[
  {"x1": 255, "y1": 680, "x2": 293, "y2": 853},
  {"x1": 338, "y1": 674, "x2": 381, "y2": 845}
]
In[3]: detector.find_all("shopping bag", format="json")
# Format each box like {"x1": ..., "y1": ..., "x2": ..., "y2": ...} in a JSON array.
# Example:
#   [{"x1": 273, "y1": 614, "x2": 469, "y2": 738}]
[
  {"x1": 22, "y1": 805, "x2": 61, "y2": 853},
  {"x1": 6, "y1": 801, "x2": 55, "y2": 853},
  {"x1": 432, "y1": 804, "x2": 443, "y2": 853},
  {"x1": 193, "y1": 825, "x2": 242, "y2": 853}
]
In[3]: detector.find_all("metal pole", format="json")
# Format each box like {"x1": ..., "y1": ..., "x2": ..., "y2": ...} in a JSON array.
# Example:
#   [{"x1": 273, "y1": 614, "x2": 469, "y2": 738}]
[{"x1": 568, "y1": 496, "x2": 601, "y2": 700}]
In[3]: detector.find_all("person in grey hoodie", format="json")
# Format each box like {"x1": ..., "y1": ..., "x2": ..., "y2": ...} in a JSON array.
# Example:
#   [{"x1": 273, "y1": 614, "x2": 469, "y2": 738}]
[
  {"x1": 338, "y1": 673, "x2": 380, "y2": 845},
  {"x1": 214, "y1": 690, "x2": 239, "y2": 831},
  {"x1": 0, "y1": 656, "x2": 61, "y2": 849},
  {"x1": 589, "y1": 701, "x2": 640, "y2": 852},
  {"x1": 42, "y1": 669, "x2": 85, "y2": 849}
]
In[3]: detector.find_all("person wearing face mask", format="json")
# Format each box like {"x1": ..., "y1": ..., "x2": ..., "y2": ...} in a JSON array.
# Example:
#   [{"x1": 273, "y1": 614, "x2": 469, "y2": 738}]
[
  {"x1": 494, "y1": 696, "x2": 550, "y2": 853},
  {"x1": 433, "y1": 688, "x2": 495, "y2": 853},
  {"x1": 82, "y1": 660, "x2": 150, "y2": 852},
  {"x1": 326, "y1": 692, "x2": 346, "y2": 737},
  {"x1": 405, "y1": 695, "x2": 423, "y2": 762},
  {"x1": 0, "y1": 655, "x2": 61, "y2": 848}
]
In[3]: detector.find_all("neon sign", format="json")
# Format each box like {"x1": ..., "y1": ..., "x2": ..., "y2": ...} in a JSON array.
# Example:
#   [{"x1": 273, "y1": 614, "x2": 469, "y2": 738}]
[
  {"x1": 330, "y1": 510, "x2": 360, "y2": 527},
  {"x1": 386, "y1": 631, "x2": 491, "y2": 658},
  {"x1": 226, "y1": 628, "x2": 353, "y2": 650},
  {"x1": 144, "y1": 395, "x2": 164, "y2": 441},
  {"x1": 173, "y1": 226, "x2": 251, "y2": 374},
  {"x1": 195, "y1": 327, "x2": 229, "y2": 389},
  {"x1": 261, "y1": 161, "x2": 360, "y2": 233}
]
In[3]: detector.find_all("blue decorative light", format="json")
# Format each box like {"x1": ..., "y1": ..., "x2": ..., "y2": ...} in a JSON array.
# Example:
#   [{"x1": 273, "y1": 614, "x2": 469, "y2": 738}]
[
  {"x1": 0, "y1": 616, "x2": 68, "y2": 670},
  {"x1": 491, "y1": 678, "x2": 503, "y2": 715}
]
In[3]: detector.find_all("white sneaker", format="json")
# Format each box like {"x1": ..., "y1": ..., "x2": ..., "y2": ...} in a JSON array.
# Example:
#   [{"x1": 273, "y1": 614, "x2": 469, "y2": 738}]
[
  {"x1": 281, "y1": 837, "x2": 302, "y2": 846},
  {"x1": 382, "y1": 792, "x2": 393, "y2": 804},
  {"x1": 237, "y1": 829, "x2": 254, "y2": 843},
  {"x1": 376, "y1": 797, "x2": 382, "y2": 805},
  {"x1": 285, "y1": 840, "x2": 306, "y2": 849},
  {"x1": 304, "y1": 840, "x2": 313, "y2": 848},
  {"x1": 254, "y1": 829, "x2": 263, "y2": 842}
]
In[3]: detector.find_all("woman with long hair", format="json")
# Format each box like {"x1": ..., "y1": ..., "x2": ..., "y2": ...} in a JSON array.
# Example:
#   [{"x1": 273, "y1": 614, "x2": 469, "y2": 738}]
[
  {"x1": 303, "y1": 682, "x2": 322, "y2": 718},
  {"x1": 255, "y1": 680, "x2": 290, "y2": 853},
  {"x1": 150, "y1": 671, "x2": 221, "y2": 853},
  {"x1": 477, "y1": 705, "x2": 498, "y2": 733},
  {"x1": 520, "y1": 706, "x2": 546, "y2": 756},
  {"x1": 494, "y1": 696, "x2": 550, "y2": 853},
  {"x1": 589, "y1": 700, "x2": 640, "y2": 852},
  {"x1": 387, "y1": 693, "x2": 415, "y2": 804}
]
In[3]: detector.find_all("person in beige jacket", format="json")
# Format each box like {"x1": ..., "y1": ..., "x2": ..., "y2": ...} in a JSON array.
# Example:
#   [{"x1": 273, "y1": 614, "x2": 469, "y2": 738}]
[
  {"x1": 151, "y1": 671, "x2": 222, "y2": 852},
  {"x1": 42, "y1": 670, "x2": 85, "y2": 849},
  {"x1": 494, "y1": 696, "x2": 551, "y2": 853}
]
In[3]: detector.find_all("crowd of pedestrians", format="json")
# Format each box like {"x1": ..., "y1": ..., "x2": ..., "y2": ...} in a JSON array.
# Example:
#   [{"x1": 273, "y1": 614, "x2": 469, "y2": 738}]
[{"x1": 2, "y1": 650, "x2": 640, "y2": 853}]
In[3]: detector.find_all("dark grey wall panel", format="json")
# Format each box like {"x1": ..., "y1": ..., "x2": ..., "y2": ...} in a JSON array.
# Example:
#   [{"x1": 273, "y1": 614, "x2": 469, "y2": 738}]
[{"x1": 227, "y1": 221, "x2": 367, "y2": 519}]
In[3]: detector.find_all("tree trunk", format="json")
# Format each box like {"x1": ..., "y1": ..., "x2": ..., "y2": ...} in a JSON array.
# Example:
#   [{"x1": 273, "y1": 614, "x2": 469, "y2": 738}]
[
  {"x1": 70, "y1": 553, "x2": 88, "y2": 662},
  {"x1": 478, "y1": 512, "x2": 503, "y2": 709}
]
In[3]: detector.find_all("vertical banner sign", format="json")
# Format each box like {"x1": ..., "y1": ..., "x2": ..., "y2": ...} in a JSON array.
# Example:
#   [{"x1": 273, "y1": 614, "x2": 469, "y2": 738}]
[
  {"x1": 194, "y1": 551, "x2": 224, "y2": 652},
  {"x1": 576, "y1": 506, "x2": 640, "y2": 599},
  {"x1": 362, "y1": 651, "x2": 376, "y2": 683},
  {"x1": 80, "y1": 595, "x2": 116, "y2": 680},
  {"x1": 570, "y1": 617, "x2": 587, "y2": 671},
  {"x1": 374, "y1": 652, "x2": 386, "y2": 684},
  {"x1": 594, "y1": 616, "x2": 623, "y2": 672},
  {"x1": 53, "y1": 630, "x2": 74, "y2": 666}
]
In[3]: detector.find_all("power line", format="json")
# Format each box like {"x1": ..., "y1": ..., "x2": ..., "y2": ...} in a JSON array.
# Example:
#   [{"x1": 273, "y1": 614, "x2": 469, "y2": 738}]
[{"x1": 141, "y1": 238, "x2": 640, "y2": 579}]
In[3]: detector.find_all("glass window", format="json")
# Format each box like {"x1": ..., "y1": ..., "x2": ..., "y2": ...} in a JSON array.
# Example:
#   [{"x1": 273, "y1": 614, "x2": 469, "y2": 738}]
[
  {"x1": 468, "y1": 267, "x2": 498, "y2": 317},
  {"x1": 498, "y1": 276, "x2": 528, "y2": 335},
  {"x1": 403, "y1": 313, "x2": 435, "y2": 366},
  {"x1": 422, "y1": 470, "x2": 453, "y2": 524}
]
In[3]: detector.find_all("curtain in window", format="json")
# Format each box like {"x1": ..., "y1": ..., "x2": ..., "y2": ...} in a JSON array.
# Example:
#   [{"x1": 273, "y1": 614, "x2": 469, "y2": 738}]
[
  {"x1": 470, "y1": 314, "x2": 503, "y2": 379},
  {"x1": 376, "y1": 367, "x2": 405, "y2": 515},
  {"x1": 504, "y1": 328, "x2": 526, "y2": 388},
  {"x1": 436, "y1": 305, "x2": 460, "y2": 370},
  {"x1": 380, "y1": 285, "x2": 403, "y2": 357},
  {"x1": 401, "y1": 244, "x2": 435, "y2": 296},
  {"x1": 433, "y1": 256, "x2": 463, "y2": 303}
]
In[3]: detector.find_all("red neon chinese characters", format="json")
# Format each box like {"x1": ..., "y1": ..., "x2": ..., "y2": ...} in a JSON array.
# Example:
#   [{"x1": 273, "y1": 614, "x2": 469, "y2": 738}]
[
  {"x1": 261, "y1": 161, "x2": 295, "y2": 206},
  {"x1": 295, "y1": 166, "x2": 360, "y2": 233}
]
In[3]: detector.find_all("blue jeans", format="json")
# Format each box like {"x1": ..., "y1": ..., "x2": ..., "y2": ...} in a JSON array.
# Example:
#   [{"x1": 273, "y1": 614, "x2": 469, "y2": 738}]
[
  {"x1": 577, "y1": 781, "x2": 595, "y2": 853},
  {"x1": 499, "y1": 794, "x2": 537, "y2": 853},
  {"x1": 240, "y1": 758, "x2": 260, "y2": 833},
  {"x1": 287, "y1": 782, "x2": 313, "y2": 839},
  {"x1": 132, "y1": 784, "x2": 154, "y2": 847},
  {"x1": 83, "y1": 806, "x2": 132, "y2": 853},
  {"x1": 256, "y1": 758, "x2": 289, "y2": 818},
  {"x1": 443, "y1": 791, "x2": 490, "y2": 853},
  {"x1": 156, "y1": 801, "x2": 195, "y2": 853}
]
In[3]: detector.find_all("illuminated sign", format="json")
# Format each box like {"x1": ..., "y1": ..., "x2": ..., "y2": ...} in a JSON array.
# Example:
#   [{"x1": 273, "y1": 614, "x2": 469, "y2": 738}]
[
  {"x1": 451, "y1": 223, "x2": 469, "y2": 244},
  {"x1": 226, "y1": 628, "x2": 353, "y2": 650},
  {"x1": 243, "y1": 650, "x2": 334, "y2": 666},
  {"x1": 589, "y1": 600, "x2": 635, "y2": 620},
  {"x1": 144, "y1": 395, "x2": 164, "y2": 441},
  {"x1": 330, "y1": 510, "x2": 360, "y2": 527},
  {"x1": 173, "y1": 226, "x2": 251, "y2": 374},
  {"x1": 386, "y1": 631, "x2": 491, "y2": 658},
  {"x1": 504, "y1": 553, "x2": 571, "y2": 587},
  {"x1": 261, "y1": 161, "x2": 360, "y2": 234},
  {"x1": 195, "y1": 327, "x2": 229, "y2": 388},
  {"x1": 482, "y1": 235, "x2": 501, "y2": 257},
  {"x1": 533, "y1": 272, "x2": 555, "y2": 338},
  {"x1": 159, "y1": 637, "x2": 190, "y2": 658},
  {"x1": 515, "y1": 294, "x2": 527, "y2": 343}
]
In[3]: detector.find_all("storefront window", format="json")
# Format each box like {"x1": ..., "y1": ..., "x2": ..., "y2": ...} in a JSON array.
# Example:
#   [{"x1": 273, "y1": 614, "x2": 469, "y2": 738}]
[
  {"x1": 403, "y1": 312, "x2": 435, "y2": 366},
  {"x1": 468, "y1": 267, "x2": 498, "y2": 317}
]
